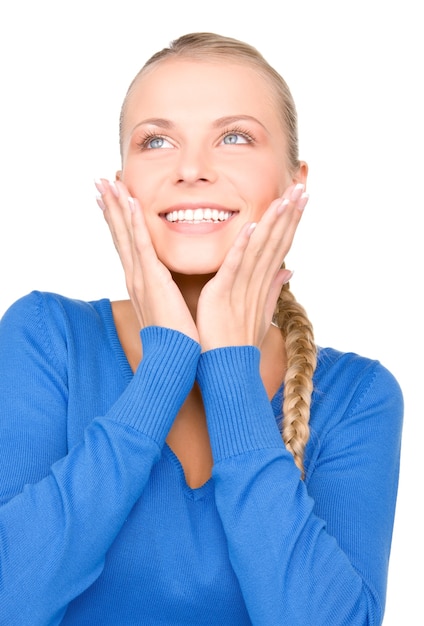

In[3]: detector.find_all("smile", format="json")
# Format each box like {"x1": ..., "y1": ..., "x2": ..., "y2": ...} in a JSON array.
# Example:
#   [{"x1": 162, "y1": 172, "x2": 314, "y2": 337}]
[{"x1": 164, "y1": 208, "x2": 234, "y2": 223}]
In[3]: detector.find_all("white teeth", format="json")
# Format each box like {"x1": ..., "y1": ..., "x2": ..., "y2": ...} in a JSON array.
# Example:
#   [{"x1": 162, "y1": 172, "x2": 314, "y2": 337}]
[{"x1": 165, "y1": 208, "x2": 233, "y2": 223}]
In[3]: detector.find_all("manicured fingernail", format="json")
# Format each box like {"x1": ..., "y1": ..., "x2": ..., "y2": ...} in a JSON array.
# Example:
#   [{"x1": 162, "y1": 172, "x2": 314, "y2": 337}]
[
  {"x1": 290, "y1": 183, "x2": 305, "y2": 202},
  {"x1": 277, "y1": 198, "x2": 289, "y2": 215},
  {"x1": 128, "y1": 197, "x2": 136, "y2": 213},
  {"x1": 109, "y1": 181, "x2": 119, "y2": 198},
  {"x1": 94, "y1": 178, "x2": 106, "y2": 194},
  {"x1": 247, "y1": 222, "x2": 257, "y2": 235},
  {"x1": 298, "y1": 192, "x2": 309, "y2": 211},
  {"x1": 283, "y1": 270, "x2": 294, "y2": 284},
  {"x1": 96, "y1": 195, "x2": 106, "y2": 211}
]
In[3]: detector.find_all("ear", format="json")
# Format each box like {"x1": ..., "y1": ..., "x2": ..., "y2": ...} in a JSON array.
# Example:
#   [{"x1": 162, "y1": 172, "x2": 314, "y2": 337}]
[
  {"x1": 115, "y1": 170, "x2": 122, "y2": 181},
  {"x1": 293, "y1": 161, "x2": 308, "y2": 187}
]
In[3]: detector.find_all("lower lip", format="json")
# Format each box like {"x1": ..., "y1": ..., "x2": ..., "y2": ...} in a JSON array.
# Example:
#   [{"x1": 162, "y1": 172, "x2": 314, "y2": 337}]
[{"x1": 161, "y1": 215, "x2": 237, "y2": 235}]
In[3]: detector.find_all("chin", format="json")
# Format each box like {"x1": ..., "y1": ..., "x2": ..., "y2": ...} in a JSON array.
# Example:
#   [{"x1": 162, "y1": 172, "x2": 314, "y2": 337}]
[
  {"x1": 157, "y1": 247, "x2": 227, "y2": 277},
  {"x1": 165, "y1": 260, "x2": 221, "y2": 276}
]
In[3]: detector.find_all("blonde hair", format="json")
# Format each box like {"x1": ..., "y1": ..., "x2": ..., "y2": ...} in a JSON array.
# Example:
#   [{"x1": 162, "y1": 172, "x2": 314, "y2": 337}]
[{"x1": 119, "y1": 32, "x2": 317, "y2": 478}]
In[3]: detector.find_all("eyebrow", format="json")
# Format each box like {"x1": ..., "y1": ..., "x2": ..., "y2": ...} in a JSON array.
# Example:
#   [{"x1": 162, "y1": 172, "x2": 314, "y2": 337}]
[
  {"x1": 212, "y1": 115, "x2": 268, "y2": 131},
  {"x1": 131, "y1": 118, "x2": 175, "y2": 133},
  {"x1": 130, "y1": 114, "x2": 268, "y2": 135}
]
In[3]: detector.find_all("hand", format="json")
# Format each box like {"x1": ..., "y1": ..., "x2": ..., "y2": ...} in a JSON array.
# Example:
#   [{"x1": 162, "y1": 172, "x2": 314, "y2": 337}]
[
  {"x1": 95, "y1": 179, "x2": 199, "y2": 342},
  {"x1": 196, "y1": 183, "x2": 308, "y2": 351}
]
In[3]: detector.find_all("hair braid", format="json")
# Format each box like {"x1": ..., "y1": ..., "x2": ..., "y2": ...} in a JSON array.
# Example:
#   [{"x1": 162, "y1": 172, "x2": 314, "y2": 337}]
[{"x1": 274, "y1": 279, "x2": 317, "y2": 479}]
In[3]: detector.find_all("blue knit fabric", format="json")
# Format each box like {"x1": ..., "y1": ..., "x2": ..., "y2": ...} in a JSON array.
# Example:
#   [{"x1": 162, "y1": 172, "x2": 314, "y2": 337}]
[{"x1": 0, "y1": 291, "x2": 403, "y2": 625}]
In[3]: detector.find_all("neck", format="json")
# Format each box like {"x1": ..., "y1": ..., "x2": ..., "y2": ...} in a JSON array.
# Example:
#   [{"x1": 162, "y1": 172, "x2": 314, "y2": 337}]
[{"x1": 171, "y1": 272, "x2": 215, "y2": 320}]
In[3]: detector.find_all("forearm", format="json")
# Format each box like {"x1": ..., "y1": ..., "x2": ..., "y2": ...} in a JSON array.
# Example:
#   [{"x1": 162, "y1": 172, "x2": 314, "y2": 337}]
[
  {"x1": 0, "y1": 326, "x2": 200, "y2": 625},
  {"x1": 197, "y1": 346, "x2": 396, "y2": 625}
]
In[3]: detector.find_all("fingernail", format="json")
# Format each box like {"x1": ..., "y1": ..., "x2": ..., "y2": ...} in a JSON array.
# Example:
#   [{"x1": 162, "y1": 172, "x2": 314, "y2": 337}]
[
  {"x1": 247, "y1": 222, "x2": 257, "y2": 235},
  {"x1": 277, "y1": 198, "x2": 289, "y2": 215},
  {"x1": 109, "y1": 181, "x2": 119, "y2": 198},
  {"x1": 290, "y1": 183, "x2": 305, "y2": 202},
  {"x1": 283, "y1": 270, "x2": 294, "y2": 284},
  {"x1": 298, "y1": 192, "x2": 309, "y2": 212},
  {"x1": 128, "y1": 197, "x2": 136, "y2": 213},
  {"x1": 94, "y1": 178, "x2": 106, "y2": 194},
  {"x1": 96, "y1": 195, "x2": 106, "y2": 211}
]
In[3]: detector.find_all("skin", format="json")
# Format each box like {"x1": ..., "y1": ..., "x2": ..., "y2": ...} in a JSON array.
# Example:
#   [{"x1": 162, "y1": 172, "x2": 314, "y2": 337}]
[{"x1": 96, "y1": 58, "x2": 309, "y2": 487}]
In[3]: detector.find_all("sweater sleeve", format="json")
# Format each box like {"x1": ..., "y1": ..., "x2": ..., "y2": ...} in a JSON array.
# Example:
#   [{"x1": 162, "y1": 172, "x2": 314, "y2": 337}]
[
  {"x1": 196, "y1": 345, "x2": 403, "y2": 626},
  {"x1": 0, "y1": 294, "x2": 200, "y2": 626}
]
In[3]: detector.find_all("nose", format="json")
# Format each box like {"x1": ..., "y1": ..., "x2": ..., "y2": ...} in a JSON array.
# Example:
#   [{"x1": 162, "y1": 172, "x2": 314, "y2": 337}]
[{"x1": 173, "y1": 145, "x2": 217, "y2": 185}]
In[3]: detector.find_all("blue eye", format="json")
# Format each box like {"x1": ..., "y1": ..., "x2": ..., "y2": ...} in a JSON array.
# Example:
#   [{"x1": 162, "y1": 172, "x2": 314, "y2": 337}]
[
  {"x1": 222, "y1": 133, "x2": 249, "y2": 145},
  {"x1": 149, "y1": 137, "x2": 164, "y2": 149},
  {"x1": 146, "y1": 136, "x2": 173, "y2": 149}
]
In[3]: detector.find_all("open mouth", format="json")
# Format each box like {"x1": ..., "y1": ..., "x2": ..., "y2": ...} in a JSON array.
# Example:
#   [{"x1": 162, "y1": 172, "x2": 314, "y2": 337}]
[{"x1": 164, "y1": 208, "x2": 235, "y2": 223}]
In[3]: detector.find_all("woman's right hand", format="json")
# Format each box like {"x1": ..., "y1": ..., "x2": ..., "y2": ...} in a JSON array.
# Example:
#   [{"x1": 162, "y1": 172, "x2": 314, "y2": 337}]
[{"x1": 95, "y1": 179, "x2": 199, "y2": 342}]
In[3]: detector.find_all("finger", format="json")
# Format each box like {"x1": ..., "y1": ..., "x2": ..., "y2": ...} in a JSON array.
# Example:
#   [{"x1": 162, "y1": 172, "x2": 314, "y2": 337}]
[
  {"x1": 128, "y1": 196, "x2": 177, "y2": 299},
  {"x1": 209, "y1": 196, "x2": 284, "y2": 297},
  {"x1": 254, "y1": 184, "x2": 307, "y2": 263},
  {"x1": 264, "y1": 268, "x2": 293, "y2": 325},
  {"x1": 225, "y1": 188, "x2": 297, "y2": 287},
  {"x1": 241, "y1": 184, "x2": 307, "y2": 288},
  {"x1": 95, "y1": 179, "x2": 134, "y2": 269},
  {"x1": 206, "y1": 221, "x2": 257, "y2": 296},
  {"x1": 128, "y1": 196, "x2": 163, "y2": 270},
  {"x1": 95, "y1": 178, "x2": 131, "y2": 229},
  {"x1": 270, "y1": 184, "x2": 308, "y2": 255},
  {"x1": 127, "y1": 196, "x2": 199, "y2": 339},
  {"x1": 227, "y1": 185, "x2": 306, "y2": 330},
  {"x1": 209, "y1": 186, "x2": 303, "y2": 306}
]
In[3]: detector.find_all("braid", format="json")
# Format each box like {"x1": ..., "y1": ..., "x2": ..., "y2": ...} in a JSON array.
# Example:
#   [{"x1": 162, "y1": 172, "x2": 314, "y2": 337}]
[{"x1": 274, "y1": 277, "x2": 317, "y2": 479}]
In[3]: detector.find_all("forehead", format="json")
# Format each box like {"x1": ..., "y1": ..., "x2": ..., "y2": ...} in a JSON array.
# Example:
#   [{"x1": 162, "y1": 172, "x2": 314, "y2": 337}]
[{"x1": 123, "y1": 58, "x2": 282, "y2": 134}]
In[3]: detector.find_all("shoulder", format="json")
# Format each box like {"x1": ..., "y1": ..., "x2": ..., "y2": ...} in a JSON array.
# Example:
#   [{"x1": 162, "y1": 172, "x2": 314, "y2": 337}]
[
  {"x1": 304, "y1": 347, "x2": 403, "y2": 478},
  {"x1": 0, "y1": 291, "x2": 113, "y2": 356},
  {"x1": 312, "y1": 346, "x2": 403, "y2": 433},
  {"x1": 315, "y1": 346, "x2": 402, "y2": 398},
  {"x1": 1, "y1": 290, "x2": 110, "y2": 328}
]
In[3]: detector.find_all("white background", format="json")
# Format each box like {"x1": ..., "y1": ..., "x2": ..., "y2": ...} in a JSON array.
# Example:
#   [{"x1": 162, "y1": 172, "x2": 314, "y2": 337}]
[{"x1": 0, "y1": 1, "x2": 421, "y2": 623}]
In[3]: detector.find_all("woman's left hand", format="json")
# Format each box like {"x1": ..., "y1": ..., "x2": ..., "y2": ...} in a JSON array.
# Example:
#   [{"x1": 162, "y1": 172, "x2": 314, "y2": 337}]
[{"x1": 196, "y1": 183, "x2": 308, "y2": 351}]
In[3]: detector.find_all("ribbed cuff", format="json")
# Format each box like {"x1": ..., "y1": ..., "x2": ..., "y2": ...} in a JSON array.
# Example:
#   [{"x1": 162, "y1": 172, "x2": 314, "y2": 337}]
[
  {"x1": 197, "y1": 346, "x2": 282, "y2": 462},
  {"x1": 110, "y1": 327, "x2": 201, "y2": 444}
]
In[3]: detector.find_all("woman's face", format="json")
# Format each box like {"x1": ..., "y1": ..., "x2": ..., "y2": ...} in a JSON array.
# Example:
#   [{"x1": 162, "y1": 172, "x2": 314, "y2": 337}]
[{"x1": 118, "y1": 58, "x2": 307, "y2": 275}]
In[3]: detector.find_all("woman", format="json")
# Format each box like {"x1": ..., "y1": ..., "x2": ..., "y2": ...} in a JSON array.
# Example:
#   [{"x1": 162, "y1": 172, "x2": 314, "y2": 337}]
[{"x1": 0, "y1": 33, "x2": 403, "y2": 625}]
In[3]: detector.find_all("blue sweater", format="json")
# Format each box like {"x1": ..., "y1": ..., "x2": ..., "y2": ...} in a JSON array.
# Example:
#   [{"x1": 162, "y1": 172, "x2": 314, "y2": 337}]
[{"x1": 0, "y1": 291, "x2": 403, "y2": 625}]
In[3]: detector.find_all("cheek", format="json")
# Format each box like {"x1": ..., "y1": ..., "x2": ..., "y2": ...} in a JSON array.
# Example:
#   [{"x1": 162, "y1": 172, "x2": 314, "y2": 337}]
[
  {"x1": 241, "y1": 161, "x2": 287, "y2": 203},
  {"x1": 121, "y1": 162, "x2": 156, "y2": 199}
]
